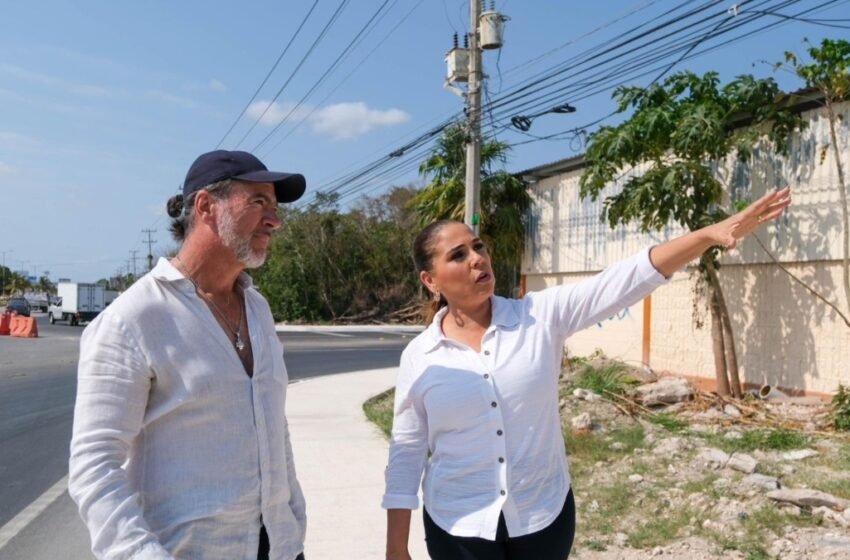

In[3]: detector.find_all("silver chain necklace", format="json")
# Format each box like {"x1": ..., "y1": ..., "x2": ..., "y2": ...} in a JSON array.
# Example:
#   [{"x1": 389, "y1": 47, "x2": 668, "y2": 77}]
[{"x1": 174, "y1": 255, "x2": 246, "y2": 352}]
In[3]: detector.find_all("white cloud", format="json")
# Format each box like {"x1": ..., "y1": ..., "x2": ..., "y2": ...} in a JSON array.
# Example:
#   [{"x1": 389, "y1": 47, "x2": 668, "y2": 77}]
[
  {"x1": 0, "y1": 63, "x2": 110, "y2": 97},
  {"x1": 147, "y1": 90, "x2": 200, "y2": 110},
  {"x1": 310, "y1": 102, "x2": 410, "y2": 141},
  {"x1": 246, "y1": 100, "x2": 311, "y2": 127},
  {"x1": 0, "y1": 162, "x2": 16, "y2": 175},
  {"x1": 0, "y1": 131, "x2": 38, "y2": 146},
  {"x1": 210, "y1": 79, "x2": 227, "y2": 92}
]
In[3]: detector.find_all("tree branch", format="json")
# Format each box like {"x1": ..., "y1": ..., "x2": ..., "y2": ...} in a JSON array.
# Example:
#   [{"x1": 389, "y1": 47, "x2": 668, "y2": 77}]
[{"x1": 752, "y1": 234, "x2": 850, "y2": 328}]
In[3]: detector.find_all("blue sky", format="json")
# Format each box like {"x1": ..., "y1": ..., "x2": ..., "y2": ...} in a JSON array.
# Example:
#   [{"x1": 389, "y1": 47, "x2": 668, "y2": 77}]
[{"x1": 0, "y1": 0, "x2": 845, "y2": 282}]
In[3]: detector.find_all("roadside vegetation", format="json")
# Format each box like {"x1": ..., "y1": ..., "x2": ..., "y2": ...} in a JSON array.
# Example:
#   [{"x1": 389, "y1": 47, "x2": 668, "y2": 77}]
[{"x1": 364, "y1": 355, "x2": 850, "y2": 559}]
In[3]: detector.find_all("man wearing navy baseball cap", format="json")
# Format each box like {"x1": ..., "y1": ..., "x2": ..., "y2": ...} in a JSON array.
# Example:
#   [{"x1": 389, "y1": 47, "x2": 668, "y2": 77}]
[{"x1": 69, "y1": 150, "x2": 308, "y2": 560}]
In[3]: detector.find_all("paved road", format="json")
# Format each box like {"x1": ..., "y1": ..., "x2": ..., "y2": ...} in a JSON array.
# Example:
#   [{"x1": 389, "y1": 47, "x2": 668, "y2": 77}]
[{"x1": 0, "y1": 314, "x2": 416, "y2": 559}]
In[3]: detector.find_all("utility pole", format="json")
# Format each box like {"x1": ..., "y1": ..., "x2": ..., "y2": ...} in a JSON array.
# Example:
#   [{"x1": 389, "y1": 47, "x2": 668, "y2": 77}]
[
  {"x1": 142, "y1": 229, "x2": 157, "y2": 272},
  {"x1": 464, "y1": 0, "x2": 483, "y2": 234},
  {"x1": 129, "y1": 250, "x2": 139, "y2": 278}
]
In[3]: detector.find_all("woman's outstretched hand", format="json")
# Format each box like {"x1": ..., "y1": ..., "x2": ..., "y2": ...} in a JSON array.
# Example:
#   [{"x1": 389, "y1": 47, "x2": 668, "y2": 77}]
[{"x1": 708, "y1": 186, "x2": 792, "y2": 250}]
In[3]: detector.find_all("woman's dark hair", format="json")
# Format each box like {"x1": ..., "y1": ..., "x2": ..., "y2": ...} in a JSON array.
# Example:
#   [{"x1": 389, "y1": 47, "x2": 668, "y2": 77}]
[
  {"x1": 167, "y1": 179, "x2": 234, "y2": 241},
  {"x1": 413, "y1": 219, "x2": 461, "y2": 324}
]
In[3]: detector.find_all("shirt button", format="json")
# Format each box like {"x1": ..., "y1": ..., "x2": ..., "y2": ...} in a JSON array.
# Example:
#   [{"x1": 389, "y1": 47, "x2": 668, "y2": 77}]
[
  {"x1": 491, "y1": 401, "x2": 497, "y2": 408},
  {"x1": 497, "y1": 430, "x2": 503, "y2": 436},
  {"x1": 484, "y1": 350, "x2": 490, "y2": 355},
  {"x1": 498, "y1": 457, "x2": 505, "y2": 463},
  {"x1": 483, "y1": 374, "x2": 490, "y2": 379},
  {"x1": 500, "y1": 490, "x2": 506, "y2": 496}
]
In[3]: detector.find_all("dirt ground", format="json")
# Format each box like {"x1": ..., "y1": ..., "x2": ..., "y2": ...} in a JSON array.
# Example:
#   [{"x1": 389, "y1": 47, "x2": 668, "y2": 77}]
[{"x1": 561, "y1": 359, "x2": 850, "y2": 560}]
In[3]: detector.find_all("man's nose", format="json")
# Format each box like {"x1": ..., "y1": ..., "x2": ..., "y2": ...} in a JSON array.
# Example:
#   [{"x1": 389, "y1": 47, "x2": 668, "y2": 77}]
[{"x1": 265, "y1": 209, "x2": 282, "y2": 230}]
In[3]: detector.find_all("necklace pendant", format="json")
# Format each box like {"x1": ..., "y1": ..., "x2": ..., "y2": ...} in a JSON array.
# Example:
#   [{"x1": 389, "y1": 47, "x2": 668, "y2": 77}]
[{"x1": 235, "y1": 334, "x2": 246, "y2": 352}]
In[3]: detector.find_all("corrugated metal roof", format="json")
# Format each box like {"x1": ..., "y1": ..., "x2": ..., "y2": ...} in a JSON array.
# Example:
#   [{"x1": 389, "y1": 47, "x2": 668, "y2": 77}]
[{"x1": 513, "y1": 87, "x2": 825, "y2": 181}]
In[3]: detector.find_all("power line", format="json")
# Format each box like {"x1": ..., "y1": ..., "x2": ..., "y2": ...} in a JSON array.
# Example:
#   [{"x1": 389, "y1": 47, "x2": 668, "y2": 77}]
[
  {"x1": 251, "y1": 0, "x2": 396, "y2": 153},
  {"x1": 233, "y1": 0, "x2": 352, "y2": 149},
  {"x1": 214, "y1": 0, "x2": 320, "y2": 149},
  {"x1": 302, "y1": 0, "x2": 836, "y2": 208},
  {"x1": 260, "y1": 0, "x2": 425, "y2": 159}
]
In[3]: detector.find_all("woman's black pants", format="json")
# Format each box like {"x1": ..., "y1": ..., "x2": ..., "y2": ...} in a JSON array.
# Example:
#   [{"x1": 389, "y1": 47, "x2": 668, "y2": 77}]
[{"x1": 423, "y1": 490, "x2": 575, "y2": 560}]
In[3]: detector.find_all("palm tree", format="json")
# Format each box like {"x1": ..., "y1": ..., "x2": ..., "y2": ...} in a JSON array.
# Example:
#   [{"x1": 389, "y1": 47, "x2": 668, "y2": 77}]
[
  {"x1": 7, "y1": 273, "x2": 32, "y2": 296},
  {"x1": 36, "y1": 276, "x2": 55, "y2": 296},
  {"x1": 412, "y1": 123, "x2": 531, "y2": 296}
]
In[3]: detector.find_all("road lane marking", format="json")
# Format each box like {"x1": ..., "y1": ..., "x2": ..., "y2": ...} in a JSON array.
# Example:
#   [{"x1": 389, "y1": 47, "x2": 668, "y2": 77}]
[{"x1": 0, "y1": 474, "x2": 69, "y2": 551}]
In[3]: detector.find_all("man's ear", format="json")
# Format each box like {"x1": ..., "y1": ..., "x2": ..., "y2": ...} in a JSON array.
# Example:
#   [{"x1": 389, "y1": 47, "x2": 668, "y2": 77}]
[
  {"x1": 420, "y1": 269, "x2": 438, "y2": 296},
  {"x1": 194, "y1": 190, "x2": 216, "y2": 226}
]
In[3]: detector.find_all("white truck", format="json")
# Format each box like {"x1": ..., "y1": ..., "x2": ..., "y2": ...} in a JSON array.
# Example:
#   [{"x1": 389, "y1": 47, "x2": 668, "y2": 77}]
[{"x1": 48, "y1": 282, "x2": 105, "y2": 325}]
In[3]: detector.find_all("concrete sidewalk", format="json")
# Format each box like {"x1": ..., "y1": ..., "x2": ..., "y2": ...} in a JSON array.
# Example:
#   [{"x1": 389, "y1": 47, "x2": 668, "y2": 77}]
[{"x1": 287, "y1": 368, "x2": 427, "y2": 560}]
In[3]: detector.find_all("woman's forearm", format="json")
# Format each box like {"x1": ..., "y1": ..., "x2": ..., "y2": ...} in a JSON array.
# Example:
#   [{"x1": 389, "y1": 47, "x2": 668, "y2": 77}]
[
  {"x1": 649, "y1": 228, "x2": 716, "y2": 278},
  {"x1": 649, "y1": 186, "x2": 792, "y2": 278},
  {"x1": 386, "y1": 509, "x2": 412, "y2": 559}
]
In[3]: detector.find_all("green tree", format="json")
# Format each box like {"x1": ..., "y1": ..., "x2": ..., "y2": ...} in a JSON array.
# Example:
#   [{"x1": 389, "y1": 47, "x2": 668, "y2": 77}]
[
  {"x1": 0, "y1": 265, "x2": 10, "y2": 296},
  {"x1": 6, "y1": 272, "x2": 32, "y2": 296},
  {"x1": 411, "y1": 123, "x2": 531, "y2": 296},
  {"x1": 36, "y1": 275, "x2": 56, "y2": 295},
  {"x1": 253, "y1": 187, "x2": 421, "y2": 322},
  {"x1": 784, "y1": 38, "x2": 850, "y2": 314},
  {"x1": 580, "y1": 71, "x2": 802, "y2": 397}
]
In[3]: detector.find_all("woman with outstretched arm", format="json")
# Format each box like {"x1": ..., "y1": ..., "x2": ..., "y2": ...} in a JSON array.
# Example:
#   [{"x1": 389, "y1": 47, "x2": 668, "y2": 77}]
[{"x1": 382, "y1": 188, "x2": 790, "y2": 560}]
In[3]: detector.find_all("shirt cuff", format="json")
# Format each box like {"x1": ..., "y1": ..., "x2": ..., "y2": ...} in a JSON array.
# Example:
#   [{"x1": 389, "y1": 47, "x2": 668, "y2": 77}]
[
  {"x1": 381, "y1": 493, "x2": 420, "y2": 510},
  {"x1": 643, "y1": 245, "x2": 676, "y2": 283},
  {"x1": 129, "y1": 542, "x2": 174, "y2": 560}
]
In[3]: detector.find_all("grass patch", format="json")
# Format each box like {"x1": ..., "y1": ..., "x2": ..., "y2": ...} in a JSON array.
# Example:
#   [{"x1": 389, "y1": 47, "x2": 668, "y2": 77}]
[
  {"x1": 363, "y1": 388, "x2": 394, "y2": 439},
  {"x1": 565, "y1": 426, "x2": 645, "y2": 472},
  {"x1": 583, "y1": 539, "x2": 607, "y2": 551},
  {"x1": 815, "y1": 478, "x2": 850, "y2": 500},
  {"x1": 647, "y1": 413, "x2": 688, "y2": 432},
  {"x1": 579, "y1": 481, "x2": 634, "y2": 535},
  {"x1": 628, "y1": 507, "x2": 692, "y2": 549},
  {"x1": 706, "y1": 505, "x2": 821, "y2": 559},
  {"x1": 695, "y1": 428, "x2": 810, "y2": 454},
  {"x1": 572, "y1": 362, "x2": 635, "y2": 396},
  {"x1": 838, "y1": 443, "x2": 850, "y2": 470}
]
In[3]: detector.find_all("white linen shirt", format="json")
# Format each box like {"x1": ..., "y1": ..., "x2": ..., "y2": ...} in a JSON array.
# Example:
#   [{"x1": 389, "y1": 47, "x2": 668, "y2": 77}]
[
  {"x1": 68, "y1": 258, "x2": 306, "y2": 560},
  {"x1": 382, "y1": 247, "x2": 669, "y2": 540}
]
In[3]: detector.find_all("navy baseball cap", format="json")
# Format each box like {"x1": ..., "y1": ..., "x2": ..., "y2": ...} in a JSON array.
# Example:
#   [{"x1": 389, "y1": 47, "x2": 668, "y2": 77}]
[{"x1": 183, "y1": 150, "x2": 306, "y2": 203}]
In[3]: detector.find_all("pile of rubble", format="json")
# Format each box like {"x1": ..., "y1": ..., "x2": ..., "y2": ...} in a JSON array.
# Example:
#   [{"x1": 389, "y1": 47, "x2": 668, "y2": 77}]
[{"x1": 560, "y1": 367, "x2": 850, "y2": 558}]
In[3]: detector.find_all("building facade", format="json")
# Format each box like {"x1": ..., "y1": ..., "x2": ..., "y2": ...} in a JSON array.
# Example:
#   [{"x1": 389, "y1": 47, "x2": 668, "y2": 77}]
[{"x1": 519, "y1": 100, "x2": 849, "y2": 395}]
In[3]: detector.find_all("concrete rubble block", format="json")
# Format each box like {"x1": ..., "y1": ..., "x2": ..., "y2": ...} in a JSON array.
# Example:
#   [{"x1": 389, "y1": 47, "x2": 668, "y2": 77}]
[
  {"x1": 766, "y1": 489, "x2": 850, "y2": 512},
  {"x1": 571, "y1": 412, "x2": 593, "y2": 431},
  {"x1": 813, "y1": 506, "x2": 850, "y2": 527},
  {"x1": 696, "y1": 447, "x2": 730, "y2": 469},
  {"x1": 572, "y1": 388, "x2": 602, "y2": 402},
  {"x1": 781, "y1": 449, "x2": 819, "y2": 461},
  {"x1": 636, "y1": 377, "x2": 693, "y2": 406},
  {"x1": 726, "y1": 452, "x2": 758, "y2": 474},
  {"x1": 652, "y1": 436, "x2": 687, "y2": 456},
  {"x1": 723, "y1": 404, "x2": 742, "y2": 418},
  {"x1": 743, "y1": 473, "x2": 781, "y2": 491}
]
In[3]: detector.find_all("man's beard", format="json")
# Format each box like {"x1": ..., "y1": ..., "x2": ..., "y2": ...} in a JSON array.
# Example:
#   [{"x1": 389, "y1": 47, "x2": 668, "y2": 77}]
[{"x1": 217, "y1": 210, "x2": 267, "y2": 269}]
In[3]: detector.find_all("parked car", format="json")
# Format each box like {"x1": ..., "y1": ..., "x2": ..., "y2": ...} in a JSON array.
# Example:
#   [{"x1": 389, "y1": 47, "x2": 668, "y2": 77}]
[{"x1": 5, "y1": 297, "x2": 31, "y2": 317}]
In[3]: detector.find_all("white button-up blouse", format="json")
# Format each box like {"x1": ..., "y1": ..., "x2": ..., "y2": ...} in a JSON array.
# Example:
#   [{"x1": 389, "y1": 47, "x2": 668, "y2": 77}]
[{"x1": 382, "y1": 247, "x2": 668, "y2": 540}]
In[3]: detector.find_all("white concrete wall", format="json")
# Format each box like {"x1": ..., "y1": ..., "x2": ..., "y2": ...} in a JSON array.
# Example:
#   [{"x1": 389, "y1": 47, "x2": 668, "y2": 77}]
[{"x1": 523, "y1": 101, "x2": 850, "y2": 394}]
